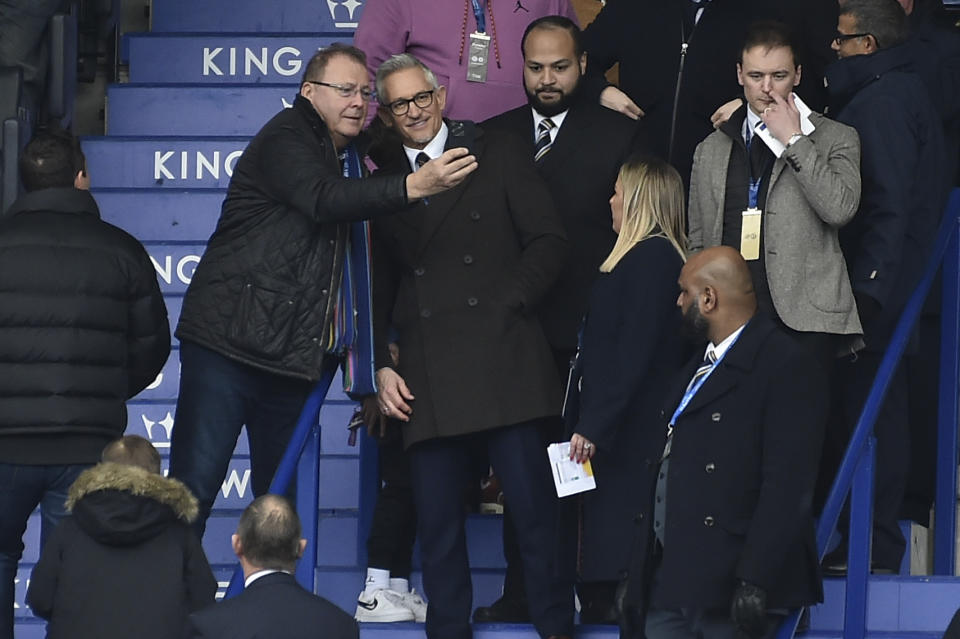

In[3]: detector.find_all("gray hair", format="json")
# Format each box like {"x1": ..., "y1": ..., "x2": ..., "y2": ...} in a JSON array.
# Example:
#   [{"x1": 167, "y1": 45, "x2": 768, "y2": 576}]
[
  {"x1": 840, "y1": 0, "x2": 908, "y2": 49},
  {"x1": 375, "y1": 53, "x2": 439, "y2": 104}
]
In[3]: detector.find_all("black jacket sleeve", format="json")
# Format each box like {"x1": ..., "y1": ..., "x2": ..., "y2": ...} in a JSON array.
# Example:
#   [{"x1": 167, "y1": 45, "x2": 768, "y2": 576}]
[
  {"x1": 126, "y1": 243, "x2": 171, "y2": 397},
  {"x1": 256, "y1": 122, "x2": 409, "y2": 226}
]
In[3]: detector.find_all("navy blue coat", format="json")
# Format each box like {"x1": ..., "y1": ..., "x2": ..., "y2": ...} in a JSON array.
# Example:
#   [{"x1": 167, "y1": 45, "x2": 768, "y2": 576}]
[
  {"x1": 571, "y1": 237, "x2": 685, "y2": 582},
  {"x1": 185, "y1": 572, "x2": 357, "y2": 639},
  {"x1": 827, "y1": 45, "x2": 950, "y2": 350},
  {"x1": 627, "y1": 315, "x2": 826, "y2": 614}
]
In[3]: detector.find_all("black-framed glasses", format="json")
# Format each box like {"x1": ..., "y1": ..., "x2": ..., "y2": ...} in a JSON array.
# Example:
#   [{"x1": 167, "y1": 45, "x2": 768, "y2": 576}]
[
  {"x1": 305, "y1": 80, "x2": 374, "y2": 102},
  {"x1": 386, "y1": 90, "x2": 435, "y2": 116},
  {"x1": 834, "y1": 31, "x2": 874, "y2": 46}
]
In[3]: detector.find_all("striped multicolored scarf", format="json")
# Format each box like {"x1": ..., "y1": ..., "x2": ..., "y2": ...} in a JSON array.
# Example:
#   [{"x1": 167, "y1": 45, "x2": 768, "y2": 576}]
[{"x1": 325, "y1": 145, "x2": 376, "y2": 395}]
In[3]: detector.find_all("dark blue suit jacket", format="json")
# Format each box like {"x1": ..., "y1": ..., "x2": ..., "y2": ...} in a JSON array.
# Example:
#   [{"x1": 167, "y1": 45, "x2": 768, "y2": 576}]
[{"x1": 185, "y1": 572, "x2": 358, "y2": 639}]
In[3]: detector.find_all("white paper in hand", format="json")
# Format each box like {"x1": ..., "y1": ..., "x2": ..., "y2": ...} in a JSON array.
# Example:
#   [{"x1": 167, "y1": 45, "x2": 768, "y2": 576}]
[
  {"x1": 753, "y1": 93, "x2": 816, "y2": 158},
  {"x1": 547, "y1": 442, "x2": 597, "y2": 498}
]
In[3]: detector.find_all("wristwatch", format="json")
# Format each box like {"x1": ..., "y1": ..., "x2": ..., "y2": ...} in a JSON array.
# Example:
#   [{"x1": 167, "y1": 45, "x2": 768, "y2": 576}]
[{"x1": 786, "y1": 133, "x2": 804, "y2": 148}]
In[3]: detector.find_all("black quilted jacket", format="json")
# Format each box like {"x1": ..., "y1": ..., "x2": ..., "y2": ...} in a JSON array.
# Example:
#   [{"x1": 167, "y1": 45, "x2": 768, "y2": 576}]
[{"x1": 176, "y1": 94, "x2": 408, "y2": 380}]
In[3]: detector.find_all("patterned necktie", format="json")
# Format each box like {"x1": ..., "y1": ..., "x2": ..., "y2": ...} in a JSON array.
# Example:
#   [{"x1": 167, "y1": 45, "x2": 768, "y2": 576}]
[
  {"x1": 415, "y1": 151, "x2": 430, "y2": 170},
  {"x1": 533, "y1": 118, "x2": 556, "y2": 163},
  {"x1": 665, "y1": 349, "x2": 718, "y2": 443}
]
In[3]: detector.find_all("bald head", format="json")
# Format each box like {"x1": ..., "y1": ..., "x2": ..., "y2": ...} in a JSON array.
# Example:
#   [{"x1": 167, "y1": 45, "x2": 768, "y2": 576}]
[
  {"x1": 678, "y1": 247, "x2": 757, "y2": 343},
  {"x1": 233, "y1": 495, "x2": 304, "y2": 574}
]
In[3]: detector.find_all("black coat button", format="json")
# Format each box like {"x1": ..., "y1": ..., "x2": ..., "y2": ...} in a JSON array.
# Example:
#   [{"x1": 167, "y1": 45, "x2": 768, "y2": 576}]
[
  {"x1": 414, "y1": 267, "x2": 425, "y2": 276},
  {"x1": 467, "y1": 297, "x2": 478, "y2": 307},
  {"x1": 420, "y1": 308, "x2": 431, "y2": 318},
  {"x1": 633, "y1": 513, "x2": 644, "y2": 523},
  {"x1": 704, "y1": 516, "x2": 715, "y2": 527},
  {"x1": 711, "y1": 412, "x2": 721, "y2": 422},
  {"x1": 470, "y1": 211, "x2": 480, "y2": 220},
  {"x1": 463, "y1": 255, "x2": 474, "y2": 265},
  {"x1": 705, "y1": 462, "x2": 716, "y2": 473}
]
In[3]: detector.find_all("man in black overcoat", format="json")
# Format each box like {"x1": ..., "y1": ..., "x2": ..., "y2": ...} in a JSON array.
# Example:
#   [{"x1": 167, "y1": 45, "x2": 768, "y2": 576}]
[
  {"x1": 481, "y1": 15, "x2": 645, "y2": 624},
  {"x1": 185, "y1": 495, "x2": 358, "y2": 639},
  {"x1": 630, "y1": 246, "x2": 825, "y2": 639},
  {"x1": 371, "y1": 53, "x2": 573, "y2": 639}
]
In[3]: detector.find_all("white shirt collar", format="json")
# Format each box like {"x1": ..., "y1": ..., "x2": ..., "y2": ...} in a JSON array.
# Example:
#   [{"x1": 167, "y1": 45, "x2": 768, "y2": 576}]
[
  {"x1": 404, "y1": 121, "x2": 449, "y2": 171},
  {"x1": 706, "y1": 322, "x2": 747, "y2": 362},
  {"x1": 244, "y1": 569, "x2": 289, "y2": 588},
  {"x1": 743, "y1": 106, "x2": 762, "y2": 143},
  {"x1": 532, "y1": 108, "x2": 568, "y2": 145}
]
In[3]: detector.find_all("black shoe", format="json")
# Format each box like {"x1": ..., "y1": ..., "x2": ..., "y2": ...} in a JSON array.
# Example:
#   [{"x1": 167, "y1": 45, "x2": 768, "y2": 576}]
[
  {"x1": 822, "y1": 546, "x2": 899, "y2": 576},
  {"x1": 473, "y1": 595, "x2": 531, "y2": 623},
  {"x1": 579, "y1": 599, "x2": 619, "y2": 625}
]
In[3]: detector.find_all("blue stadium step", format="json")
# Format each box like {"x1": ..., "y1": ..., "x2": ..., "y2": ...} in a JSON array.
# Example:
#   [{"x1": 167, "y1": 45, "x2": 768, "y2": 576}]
[
  {"x1": 93, "y1": 188, "x2": 224, "y2": 241},
  {"x1": 107, "y1": 84, "x2": 295, "y2": 136},
  {"x1": 83, "y1": 137, "x2": 249, "y2": 189},
  {"x1": 150, "y1": 0, "x2": 365, "y2": 33},
  {"x1": 126, "y1": 34, "x2": 338, "y2": 84}
]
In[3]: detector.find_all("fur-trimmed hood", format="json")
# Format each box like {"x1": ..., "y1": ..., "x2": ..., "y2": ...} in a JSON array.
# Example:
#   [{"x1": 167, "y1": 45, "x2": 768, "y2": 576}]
[{"x1": 66, "y1": 462, "x2": 199, "y2": 546}]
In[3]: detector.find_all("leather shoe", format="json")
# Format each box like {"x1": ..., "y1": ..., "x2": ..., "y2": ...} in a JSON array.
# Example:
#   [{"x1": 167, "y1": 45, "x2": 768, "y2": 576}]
[
  {"x1": 472, "y1": 595, "x2": 530, "y2": 623},
  {"x1": 579, "y1": 598, "x2": 619, "y2": 625}
]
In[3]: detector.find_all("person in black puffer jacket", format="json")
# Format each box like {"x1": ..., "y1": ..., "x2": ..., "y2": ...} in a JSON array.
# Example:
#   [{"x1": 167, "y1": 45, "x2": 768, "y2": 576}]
[
  {"x1": 0, "y1": 129, "x2": 170, "y2": 639},
  {"x1": 27, "y1": 436, "x2": 217, "y2": 639}
]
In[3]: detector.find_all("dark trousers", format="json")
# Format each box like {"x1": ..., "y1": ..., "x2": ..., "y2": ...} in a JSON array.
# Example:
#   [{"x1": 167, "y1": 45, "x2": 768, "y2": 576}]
[
  {"x1": 169, "y1": 341, "x2": 314, "y2": 537},
  {"x1": 501, "y1": 350, "x2": 575, "y2": 606},
  {"x1": 409, "y1": 420, "x2": 574, "y2": 639},
  {"x1": 824, "y1": 350, "x2": 909, "y2": 570},
  {"x1": 366, "y1": 424, "x2": 417, "y2": 578},
  {"x1": 0, "y1": 462, "x2": 90, "y2": 639}
]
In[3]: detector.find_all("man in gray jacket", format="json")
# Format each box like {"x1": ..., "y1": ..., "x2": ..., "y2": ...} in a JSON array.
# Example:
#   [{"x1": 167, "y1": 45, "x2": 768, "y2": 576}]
[{"x1": 688, "y1": 20, "x2": 863, "y2": 371}]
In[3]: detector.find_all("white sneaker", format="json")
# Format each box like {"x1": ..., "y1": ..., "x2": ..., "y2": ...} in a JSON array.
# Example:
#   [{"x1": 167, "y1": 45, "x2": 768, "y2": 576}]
[
  {"x1": 398, "y1": 589, "x2": 428, "y2": 622},
  {"x1": 354, "y1": 589, "x2": 416, "y2": 623}
]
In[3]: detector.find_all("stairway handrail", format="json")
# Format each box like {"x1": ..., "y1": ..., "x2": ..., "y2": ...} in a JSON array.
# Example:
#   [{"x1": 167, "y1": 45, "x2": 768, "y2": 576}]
[{"x1": 776, "y1": 187, "x2": 960, "y2": 639}]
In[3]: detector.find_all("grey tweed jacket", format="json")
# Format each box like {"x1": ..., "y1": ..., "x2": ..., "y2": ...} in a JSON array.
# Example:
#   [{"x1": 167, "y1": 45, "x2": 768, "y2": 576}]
[{"x1": 688, "y1": 111, "x2": 864, "y2": 344}]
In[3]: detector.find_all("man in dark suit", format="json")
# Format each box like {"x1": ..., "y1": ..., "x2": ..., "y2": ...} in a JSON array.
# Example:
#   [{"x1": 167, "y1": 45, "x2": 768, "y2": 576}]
[
  {"x1": 630, "y1": 246, "x2": 825, "y2": 639},
  {"x1": 480, "y1": 15, "x2": 644, "y2": 625},
  {"x1": 185, "y1": 495, "x2": 357, "y2": 639},
  {"x1": 371, "y1": 53, "x2": 574, "y2": 639}
]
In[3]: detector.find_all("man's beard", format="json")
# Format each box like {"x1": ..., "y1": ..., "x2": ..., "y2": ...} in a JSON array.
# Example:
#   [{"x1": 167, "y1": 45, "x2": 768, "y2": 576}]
[
  {"x1": 526, "y1": 80, "x2": 579, "y2": 117},
  {"x1": 680, "y1": 302, "x2": 710, "y2": 343}
]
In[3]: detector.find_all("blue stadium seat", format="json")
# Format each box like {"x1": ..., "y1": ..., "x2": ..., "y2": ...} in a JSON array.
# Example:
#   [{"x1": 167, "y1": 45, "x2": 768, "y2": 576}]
[
  {"x1": 45, "y1": 12, "x2": 78, "y2": 127},
  {"x1": 0, "y1": 66, "x2": 29, "y2": 213}
]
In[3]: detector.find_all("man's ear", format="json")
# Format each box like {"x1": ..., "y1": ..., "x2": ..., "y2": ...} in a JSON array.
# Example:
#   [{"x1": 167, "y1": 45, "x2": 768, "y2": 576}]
[
  {"x1": 701, "y1": 285, "x2": 718, "y2": 313},
  {"x1": 736, "y1": 63, "x2": 745, "y2": 88},
  {"x1": 579, "y1": 52, "x2": 587, "y2": 75},
  {"x1": 74, "y1": 169, "x2": 90, "y2": 191},
  {"x1": 297, "y1": 538, "x2": 307, "y2": 559},
  {"x1": 231, "y1": 533, "x2": 242, "y2": 558},
  {"x1": 435, "y1": 85, "x2": 447, "y2": 112},
  {"x1": 794, "y1": 64, "x2": 802, "y2": 88}
]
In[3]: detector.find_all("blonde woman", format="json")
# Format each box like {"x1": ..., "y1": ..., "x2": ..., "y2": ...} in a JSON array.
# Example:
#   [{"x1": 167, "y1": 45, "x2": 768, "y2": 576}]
[{"x1": 565, "y1": 156, "x2": 687, "y2": 626}]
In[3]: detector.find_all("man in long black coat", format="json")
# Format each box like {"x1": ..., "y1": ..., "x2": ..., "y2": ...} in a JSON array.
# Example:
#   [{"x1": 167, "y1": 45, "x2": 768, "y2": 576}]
[
  {"x1": 631, "y1": 246, "x2": 825, "y2": 639},
  {"x1": 481, "y1": 15, "x2": 645, "y2": 624},
  {"x1": 371, "y1": 53, "x2": 573, "y2": 639}
]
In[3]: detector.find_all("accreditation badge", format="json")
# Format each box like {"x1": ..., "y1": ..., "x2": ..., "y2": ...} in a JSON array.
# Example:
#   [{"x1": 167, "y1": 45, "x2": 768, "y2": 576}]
[
  {"x1": 740, "y1": 208, "x2": 762, "y2": 261},
  {"x1": 467, "y1": 32, "x2": 491, "y2": 83}
]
